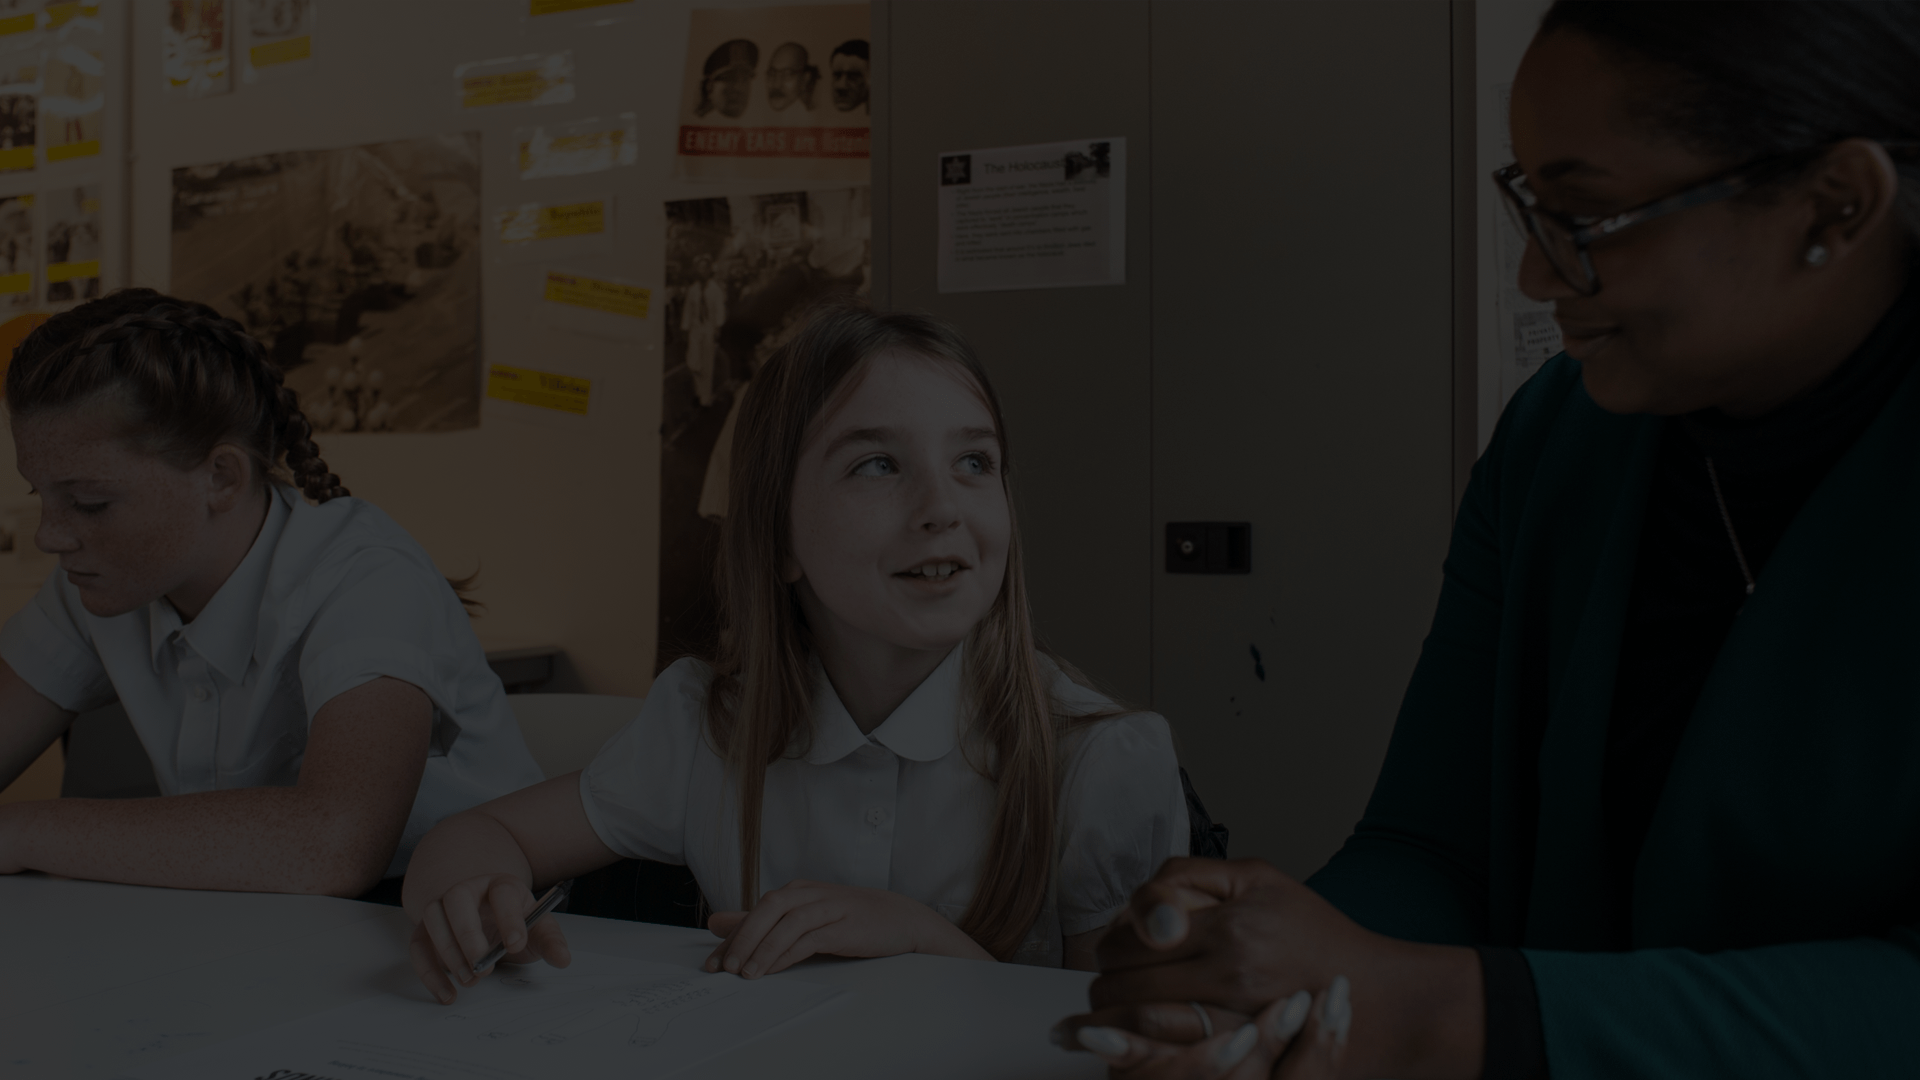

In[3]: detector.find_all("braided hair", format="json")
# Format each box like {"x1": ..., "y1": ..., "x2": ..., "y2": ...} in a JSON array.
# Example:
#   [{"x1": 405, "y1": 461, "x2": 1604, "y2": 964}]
[{"x1": 5, "y1": 288, "x2": 348, "y2": 503}]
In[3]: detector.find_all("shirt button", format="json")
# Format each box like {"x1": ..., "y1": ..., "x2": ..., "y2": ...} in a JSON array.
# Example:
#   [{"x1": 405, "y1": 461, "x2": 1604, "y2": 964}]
[
  {"x1": 191, "y1": 686, "x2": 211, "y2": 702},
  {"x1": 864, "y1": 807, "x2": 887, "y2": 826}
]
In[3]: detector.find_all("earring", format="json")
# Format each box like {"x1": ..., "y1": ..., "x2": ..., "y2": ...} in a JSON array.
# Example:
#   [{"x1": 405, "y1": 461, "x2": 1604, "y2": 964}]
[
  {"x1": 1806, "y1": 244, "x2": 1830, "y2": 267},
  {"x1": 1842, "y1": 205, "x2": 1858, "y2": 217}
]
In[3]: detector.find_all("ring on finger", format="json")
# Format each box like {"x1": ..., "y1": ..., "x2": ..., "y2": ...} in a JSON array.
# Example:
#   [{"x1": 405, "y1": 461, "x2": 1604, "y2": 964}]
[{"x1": 1189, "y1": 1001, "x2": 1214, "y2": 1039}]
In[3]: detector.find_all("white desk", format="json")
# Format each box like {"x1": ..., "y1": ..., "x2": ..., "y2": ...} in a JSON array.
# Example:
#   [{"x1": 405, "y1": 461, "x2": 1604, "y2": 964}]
[{"x1": 1, "y1": 874, "x2": 1106, "y2": 1079}]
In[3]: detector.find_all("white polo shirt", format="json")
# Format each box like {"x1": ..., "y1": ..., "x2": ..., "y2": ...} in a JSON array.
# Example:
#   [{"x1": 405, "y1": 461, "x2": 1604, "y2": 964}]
[
  {"x1": 0, "y1": 484, "x2": 545, "y2": 877},
  {"x1": 580, "y1": 645, "x2": 1189, "y2": 966}
]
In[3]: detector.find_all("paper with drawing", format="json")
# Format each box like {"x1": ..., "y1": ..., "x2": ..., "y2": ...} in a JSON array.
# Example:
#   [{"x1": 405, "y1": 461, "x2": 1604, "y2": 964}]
[{"x1": 133, "y1": 951, "x2": 843, "y2": 1079}]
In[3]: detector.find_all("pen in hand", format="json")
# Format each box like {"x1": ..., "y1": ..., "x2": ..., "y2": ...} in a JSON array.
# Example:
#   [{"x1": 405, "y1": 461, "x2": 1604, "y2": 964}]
[{"x1": 471, "y1": 880, "x2": 571, "y2": 975}]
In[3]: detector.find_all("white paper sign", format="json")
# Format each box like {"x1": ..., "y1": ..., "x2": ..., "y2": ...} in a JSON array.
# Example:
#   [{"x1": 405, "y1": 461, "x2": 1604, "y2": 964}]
[
  {"x1": 134, "y1": 951, "x2": 842, "y2": 1080},
  {"x1": 937, "y1": 137, "x2": 1126, "y2": 293}
]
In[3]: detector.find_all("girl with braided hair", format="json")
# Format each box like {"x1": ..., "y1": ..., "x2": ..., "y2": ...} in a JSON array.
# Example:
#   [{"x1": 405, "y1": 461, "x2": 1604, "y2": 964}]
[{"x1": 0, "y1": 288, "x2": 543, "y2": 898}]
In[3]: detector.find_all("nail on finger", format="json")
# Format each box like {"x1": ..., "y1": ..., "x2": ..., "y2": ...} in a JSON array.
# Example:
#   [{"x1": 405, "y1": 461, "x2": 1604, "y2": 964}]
[
  {"x1": 1146, "y1": 903, "x2": 1185, "y2": 945},
  {"x1": 1076, "y1": 1025, "x2": 1131, "y2": 1060},
  {"x1": 1325, "y1": 975, "x2": 1352, "y2": 1045},
  {"x1": 1269, "y1": 990, "x2": 1313, "y2": 1042},
  {"x1": 1214, "y1": 1024, "x2": 1260, "y2": 1069}
]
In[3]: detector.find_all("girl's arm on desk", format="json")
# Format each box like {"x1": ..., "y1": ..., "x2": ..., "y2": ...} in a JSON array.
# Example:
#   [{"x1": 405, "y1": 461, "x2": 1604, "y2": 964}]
[
  {"x1": 0, "y1": 676, "x2": 430, "y2": 897},
  {"x1": 0, "y1": 661, "x2": 76, "y2": 795},
  {"x1": 402, "y1": 771, "x2": 619, "y2": 1004}
]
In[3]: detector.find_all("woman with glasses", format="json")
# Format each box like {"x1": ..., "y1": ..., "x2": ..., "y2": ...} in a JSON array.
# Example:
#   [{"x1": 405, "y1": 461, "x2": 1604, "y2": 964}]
[{"x1": 1056, "y1": 3, "x2": 1920, "y2": 1078}]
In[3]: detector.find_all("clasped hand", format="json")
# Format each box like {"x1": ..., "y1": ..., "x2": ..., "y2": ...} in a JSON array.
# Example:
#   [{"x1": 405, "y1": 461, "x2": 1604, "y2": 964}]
[{"x1": 1057, "y1": 857, "x2": 1482, "y2": 1080}]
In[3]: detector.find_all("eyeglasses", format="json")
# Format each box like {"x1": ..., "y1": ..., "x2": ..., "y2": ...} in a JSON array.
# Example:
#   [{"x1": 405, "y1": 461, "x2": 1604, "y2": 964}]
[{"x1": 1493, "y1": 141, "x2": 1920, "y2": 296}]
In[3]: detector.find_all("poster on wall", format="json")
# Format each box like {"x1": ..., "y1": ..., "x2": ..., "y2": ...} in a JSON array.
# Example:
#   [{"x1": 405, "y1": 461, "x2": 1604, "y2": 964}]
[
  {"x1": 164, "y1": 0, "x2": 230, "y2": 97},
  {"x1": 170, "y1": 133, "x2": 484, "y2": 434},
  {"x1": 656, "y1": 185, "x2": 870, "y2": 664},
  {"x1": 0, "y1": 192, "x2": 33, "y2": 313},
  {"x1": 0, "y1": 43, "x2": 35, "y2": 172},
  {"x1": 673, "y1": 3, "x2": 869, "y2": 185},
  {"x1": 936, "y1": 136, "x2": 1127, "y2": 293},
  {"x1": 241, "y1": 0, "x2": 312, "y2": 81},
  {"x1": 41, "y1": 7, "x2": 104, "y2": 163},
  {"x1": 44, "y1": 182, "x2": 97, "y2": 303}
]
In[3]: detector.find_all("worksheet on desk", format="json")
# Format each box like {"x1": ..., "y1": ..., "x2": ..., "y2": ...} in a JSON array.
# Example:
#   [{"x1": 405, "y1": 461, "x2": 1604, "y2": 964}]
[{"x1": 129, "y1": 951, "x2": 844, "y2": 1080}]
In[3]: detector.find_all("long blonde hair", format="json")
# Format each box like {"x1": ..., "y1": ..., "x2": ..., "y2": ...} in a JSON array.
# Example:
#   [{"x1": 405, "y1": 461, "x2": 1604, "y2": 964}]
[{"x1": 706, "y1": 302, "x2": 1064, "y2": 960}]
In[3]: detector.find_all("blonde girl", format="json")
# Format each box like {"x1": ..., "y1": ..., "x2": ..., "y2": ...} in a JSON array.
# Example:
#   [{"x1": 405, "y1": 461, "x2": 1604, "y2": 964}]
[
  {"x1": 0, "y1": 289, "x2": 543, "y2": 896},
  {"x1": 405, "y1": 303, "x2": 1187, "y2": 1002}
]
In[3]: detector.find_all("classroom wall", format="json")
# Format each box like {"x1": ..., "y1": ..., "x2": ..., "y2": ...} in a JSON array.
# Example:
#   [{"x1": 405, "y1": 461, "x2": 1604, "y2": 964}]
[
  {"x1": 120, "y1": 0, "x2": 802, "y2": 697},
  {"x1": 0, "y1": 1, "x2": 1468, "y2": 880}
]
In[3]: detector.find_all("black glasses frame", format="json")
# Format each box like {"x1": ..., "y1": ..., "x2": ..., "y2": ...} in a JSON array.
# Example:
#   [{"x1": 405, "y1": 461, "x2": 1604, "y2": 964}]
[{"x1": 1493, "y1": 141, "x2": 1920, "y2": 296}]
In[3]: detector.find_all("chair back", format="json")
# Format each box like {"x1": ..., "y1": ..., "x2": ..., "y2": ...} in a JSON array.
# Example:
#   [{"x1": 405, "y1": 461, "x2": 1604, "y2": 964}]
[{"x1": 507, "y1": 693, "x2": 643, "y2": 779}]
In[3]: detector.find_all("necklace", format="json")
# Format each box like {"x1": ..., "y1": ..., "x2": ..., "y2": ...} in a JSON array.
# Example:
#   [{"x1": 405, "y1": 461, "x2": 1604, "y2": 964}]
[{"x1": 1704, "y1": 456, "x2": 1756, "y2": 596}]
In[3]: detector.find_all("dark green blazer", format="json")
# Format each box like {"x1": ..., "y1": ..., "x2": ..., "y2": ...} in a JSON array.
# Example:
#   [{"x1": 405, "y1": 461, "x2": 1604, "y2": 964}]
[{"x1": 1309, "y1": 353, "x2": 1920, "y2": 1079}]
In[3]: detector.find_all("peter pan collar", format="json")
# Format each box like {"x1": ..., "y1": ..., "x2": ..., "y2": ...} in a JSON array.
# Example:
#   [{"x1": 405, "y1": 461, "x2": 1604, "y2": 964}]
[
  {"x1": 804, "y1": 644, "x2": 966, "y2": 765},
  {"x1": 146, "y1": 485, "x2": 292, "y2": 682}
]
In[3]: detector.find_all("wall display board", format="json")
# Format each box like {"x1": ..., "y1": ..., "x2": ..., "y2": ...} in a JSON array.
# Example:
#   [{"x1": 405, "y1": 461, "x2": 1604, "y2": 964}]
[
  {"x1": 170, "y1": 134, "x2": 485, "y2": 433},
  {"x1": 0, "y1": 0, "x2": 127, "y2": 618},
  {"x1": 673, "y1": 2, "x2": 868, "y2": 184},
  {"x1": 113, "y1": 0, "x2": 867, "y2": 698}
]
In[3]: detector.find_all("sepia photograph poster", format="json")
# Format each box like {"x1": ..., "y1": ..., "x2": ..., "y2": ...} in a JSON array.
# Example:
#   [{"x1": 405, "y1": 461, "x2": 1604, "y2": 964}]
[
  {"x1": 171, "y1": 134, "x2": 484, "y2": 433},
  {"x1": 673, "y1": 3, "x2": 869, "y2": 185},
  {"x1": 656, "y1": 186, "x2": 870, "y2": 666}
]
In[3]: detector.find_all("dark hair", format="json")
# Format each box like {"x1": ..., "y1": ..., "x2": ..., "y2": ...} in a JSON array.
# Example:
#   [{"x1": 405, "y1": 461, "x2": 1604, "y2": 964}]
[
  {"x1": 830, "y1": 39, "x2": 868, "y2": 63},
  {"x1": 6, "y1": 288, "x2": 347, "y2": 501},
  {"x1": 1540, "y1": 1, "x2": 1920, "y2": 236},
  {"x1": 702, "y1": 38, "x2": 757, "y2": 78}
]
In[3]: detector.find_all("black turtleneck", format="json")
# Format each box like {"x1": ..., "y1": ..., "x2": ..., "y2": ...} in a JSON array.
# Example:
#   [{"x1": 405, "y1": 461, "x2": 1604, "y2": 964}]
[
  {"x1": 1604, "y1": 284, "x2": 1920, "y2": 930},
  {"x1": 1480, "y1": 277, "x2": 1920, "y2": 1080}
]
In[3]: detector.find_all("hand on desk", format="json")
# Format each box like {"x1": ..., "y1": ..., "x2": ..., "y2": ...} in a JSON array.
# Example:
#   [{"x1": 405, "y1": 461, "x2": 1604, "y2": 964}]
[
  {"x1": 704, "y1": 879, "x2": 992, "y2": 978},
  {"x1": 409, "y1": 872, "x2": 571, "y2": 1003},
  {"x1": 1057, "y1": 858, "x2": 1485, "y2": 1080}
]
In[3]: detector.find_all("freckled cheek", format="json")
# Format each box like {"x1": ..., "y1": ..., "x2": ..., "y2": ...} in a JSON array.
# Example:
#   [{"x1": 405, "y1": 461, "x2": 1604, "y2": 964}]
[
  {"x1": 101, "y1": 509, "x2": 199, "y2": 590},
  {"x1": 793, "y1": 491, "x2": 895, "y2": 589}
]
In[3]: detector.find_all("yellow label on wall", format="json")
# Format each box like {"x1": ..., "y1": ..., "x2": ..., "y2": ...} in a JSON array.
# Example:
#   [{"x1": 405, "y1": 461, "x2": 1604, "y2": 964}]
[
  {"x1": 251, "y1": 35, "x2": 311, "y2": 69},
  {"x1": 0, "y1": 146, "x2": 32, "y2": 172},
  {"x1": 0, "y1": 13, "x2": 35, "y2": 34},
  {"x1": 517, "y1": 130, "x2": 628, "y2": 174},
  {"x1": 46, "y1": 139, "x2": 99, "y2": 163},
  {"x1": 46, "y1": 259, "x2": 98, "y2": 284},
  {"x1": 544, "y1": 272, "x2": 649, "y2": 318},
  {"x1": 498, "y1": 200, "x2": 607, "y2": 244},
  {"x1": 0, "y1": 273, "x2": 30, "y2": 295},
  {"x1": 486, "y1": 365, "x2": 591, "y2": 415},
  {"x1": 462, "y1": 70, "x2": 556, "y2": 109},
  {"x1": 529, "y1": 0, "x2": 631, "y2": 14},
  {"x1": 45, "y1": 3, "x2": 96, "y2": 29}
]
